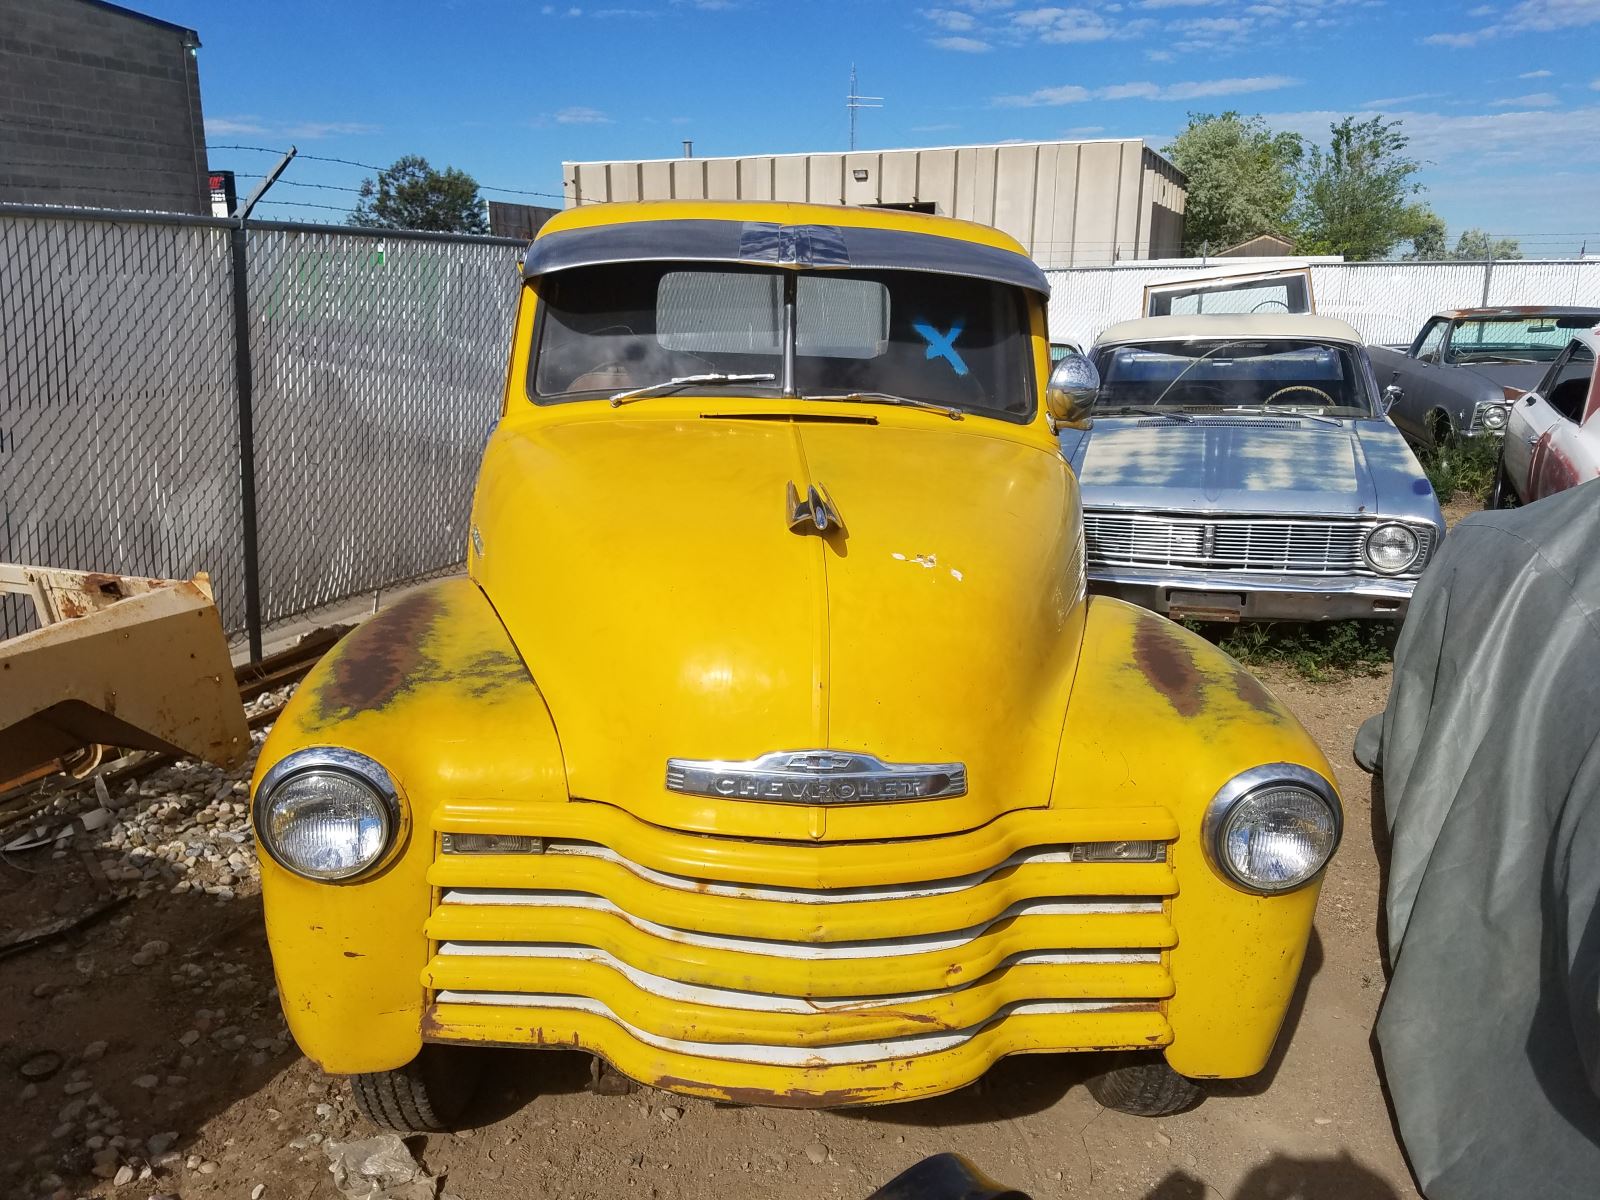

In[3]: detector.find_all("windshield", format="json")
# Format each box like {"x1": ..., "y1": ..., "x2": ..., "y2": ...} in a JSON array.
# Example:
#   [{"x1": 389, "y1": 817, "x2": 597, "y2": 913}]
[
  {"x1": 1448, "y1": 315, "x2": 1595, "y2": 363},
  {"x1": 530, "y1": 262, "x2": 1034, "y2": 421},
  {"x1": 1091, "y1": 338, "x2": 1374, "y2": 416}
]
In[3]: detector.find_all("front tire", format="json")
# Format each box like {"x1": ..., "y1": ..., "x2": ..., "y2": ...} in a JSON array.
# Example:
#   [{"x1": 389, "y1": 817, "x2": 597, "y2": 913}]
[
  {"x1": 1488, "y1": 448, "x2": 1516, "y2": 509},
  {"x1": 350, "y1": 1045, "x2": 484, "y2": 1132},
  {"x1": 1084, "y1": 1054, "x2": 1204, "y2": 1116}
]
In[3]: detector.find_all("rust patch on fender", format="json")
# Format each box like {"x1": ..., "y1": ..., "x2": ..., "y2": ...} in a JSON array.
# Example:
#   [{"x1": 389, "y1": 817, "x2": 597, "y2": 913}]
[
  {"x1": 1230, "y1": 664, "x2": 1283, "y2": 718},
  {"x1": 315, "y1": 589, "x2": 444, "y2": 720},
  {"x1": 1132, "y1": 617, "x2": 1206, "y2": 718}
]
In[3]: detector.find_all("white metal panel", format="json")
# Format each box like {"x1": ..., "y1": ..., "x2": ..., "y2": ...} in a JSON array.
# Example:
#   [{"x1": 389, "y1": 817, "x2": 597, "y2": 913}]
[
  {"x1": 705, "y1": 157, "x2": 739, "y2": 199},
  {"x1": 880, "y1": 151, "x2": 918, "y2": 204},
  {"x1": 993, "y1": 144, "x2": 1039, "y2": 249},
  {"x1": 607, "y1": 162, "x2": 640, "y2": 204},
  {"x1": 738, "y1": 157, "x2": 773, "y2": 201},
  {"x1": 773, "y1": 153, "x2": 808, "y2": 200},
  {"x1": 639, "y1": 160, "x2": 674, "y2": 200},
  {"x1": 807, "y1": 154, "x2": 844, "y2": 204},
  {"x1": 671, "y1": 159, "x2": 707, "y2": 200},
  {"x1": 574, "y1": 162, "x2": 609, "y2": 204},
  {"x1": 843, "y1": 152, "x2": 880, "y2": 206},
  {"x1": 917, "y1": 149, "x2": 958, "y2": 217}
]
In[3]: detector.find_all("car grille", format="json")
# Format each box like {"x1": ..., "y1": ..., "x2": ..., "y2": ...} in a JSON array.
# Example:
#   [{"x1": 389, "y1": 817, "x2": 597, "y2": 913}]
[
  {"x1": 1082, "y1": 512, "x2": 1429, "y2": 577},
  {"x1": 420, "y1": 802, "x2": 1177, "y2": 1085}
]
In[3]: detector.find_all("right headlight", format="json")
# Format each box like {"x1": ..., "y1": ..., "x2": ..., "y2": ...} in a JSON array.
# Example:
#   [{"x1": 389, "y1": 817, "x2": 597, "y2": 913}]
[
  {"x1": 1477, "y1": 402, "x2": 1509, "y2": 432},
  {"x1": 1202, "y1": 763, "x2": 1341, "y2": 894},
  {"x1": 253, "y1": 748, "x2": 401, "y2": 882},
  {"x1": 1363, "y1": 522, "x2": 1421, "y2": 574}
]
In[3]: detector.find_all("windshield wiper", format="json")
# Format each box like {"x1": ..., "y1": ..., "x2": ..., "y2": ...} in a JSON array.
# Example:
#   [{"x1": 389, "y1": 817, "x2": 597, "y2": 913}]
[
  {"x1": 1112, "y1": 405, "x2": 1194, "y2": 423},
  {"x1": 610, "y1": 372, "x2": 776, "y2": 407},
  {"x1": 803, "y1": 391, "x2": 965, "y2": 420},
  {"x1": 1219, "y1": 405, "x2": 1343, "y2": 427}
]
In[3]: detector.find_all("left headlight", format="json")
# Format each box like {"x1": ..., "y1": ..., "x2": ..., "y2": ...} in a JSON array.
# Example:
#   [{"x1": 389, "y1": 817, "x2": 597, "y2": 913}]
[
  {"x1": 1478, "y1": 402, "x2": 1509, "y2": 432},
  {"x1": 1202, "y1": 763, "x2": 1341, "y2": 895},
  {"x1": 254, "y1": 748, "x2": 401, "y2": 881},
  {"x1": 1363, "y1": 522, "x2": 1421, "y2": 574}
]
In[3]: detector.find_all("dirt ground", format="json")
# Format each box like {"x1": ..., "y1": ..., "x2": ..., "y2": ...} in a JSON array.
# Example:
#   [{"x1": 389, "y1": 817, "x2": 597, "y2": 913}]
[{"x1": 3, "y1": 663, "x2": 1412, "y2": 1200}]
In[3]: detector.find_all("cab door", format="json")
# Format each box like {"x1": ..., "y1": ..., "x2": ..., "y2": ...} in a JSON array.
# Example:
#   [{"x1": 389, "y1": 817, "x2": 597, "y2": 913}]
[
  {"x1": 1528, "y1": 341, "x2": 1596, "y2": 499},
  {"x1": 1507, "y1": 340, "x2": 1589, "y2": 500}
]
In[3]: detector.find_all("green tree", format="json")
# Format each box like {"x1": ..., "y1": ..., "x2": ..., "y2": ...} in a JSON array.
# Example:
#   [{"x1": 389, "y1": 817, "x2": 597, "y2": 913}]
[
  {"x1": 1448, "y1": 228, "x2": 1522, "y2": 260},
  {"x1": 349, "y1": 155, "x2": 488, "y2": 234},
  {"x1": 1163, "y1": 112, "x2": 1302, "y2": 255},
  {"x1": 1292, "y1": 116, "x2": 1433, "y2": 260},
  {"x1": 1402, "y1": 210, "x2": 1448, "y2": 260}
]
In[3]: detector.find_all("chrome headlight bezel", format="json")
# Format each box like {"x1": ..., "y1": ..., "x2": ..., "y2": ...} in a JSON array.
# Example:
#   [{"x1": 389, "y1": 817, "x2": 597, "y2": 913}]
[
  {"x1": 253, "y1": 747, "x2": 403, "y2": 883},
  {"x1": 1201, "y1": 763, "x2": 1342, "y2": 896},
  {"x1": 1477, "y1": 401, "x2": 1509, "y2": 432},
  {"x1": 1363, "y1": 522, "x2": 1422, "y2": 575}
]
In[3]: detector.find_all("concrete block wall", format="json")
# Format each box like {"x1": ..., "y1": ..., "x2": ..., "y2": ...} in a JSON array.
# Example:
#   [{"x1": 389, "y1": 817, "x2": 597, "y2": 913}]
[{"x1": 0, "y1": 0, "x2": 209, "y2": 214}]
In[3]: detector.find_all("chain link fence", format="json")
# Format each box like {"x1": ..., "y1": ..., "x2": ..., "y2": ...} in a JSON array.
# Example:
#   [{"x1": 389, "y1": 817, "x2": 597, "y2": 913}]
[
  {"x1": 0, "y1": 205, "x2": 521, "y2": 646},
  {"x1": 0, "y1": 210, "x2": 244, "y2": 637}
]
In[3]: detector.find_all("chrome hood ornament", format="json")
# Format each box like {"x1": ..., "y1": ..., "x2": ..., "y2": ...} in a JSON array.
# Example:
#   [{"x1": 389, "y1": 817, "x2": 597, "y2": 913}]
[
  {"x1": 666, "y1": 749, "x2": 966, "y2": 803},
  {"x1": 786, "y1": 481, "x2": 846, "y2": 537}
]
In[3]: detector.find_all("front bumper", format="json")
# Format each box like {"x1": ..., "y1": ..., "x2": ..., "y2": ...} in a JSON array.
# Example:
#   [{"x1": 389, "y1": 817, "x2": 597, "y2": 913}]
[
  {"x1": 1089, "y1": 566, "x2": 1418, "y2": 621},
  {"x1": 420, "y1": 801, "x2": 1180, "y2": 1107}
]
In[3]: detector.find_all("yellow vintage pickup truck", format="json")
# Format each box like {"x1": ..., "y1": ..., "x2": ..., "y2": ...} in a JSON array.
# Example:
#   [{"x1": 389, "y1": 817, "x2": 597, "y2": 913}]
[{"x1": 252, "y1": 200, "x2": 1340, "y2": 1130}]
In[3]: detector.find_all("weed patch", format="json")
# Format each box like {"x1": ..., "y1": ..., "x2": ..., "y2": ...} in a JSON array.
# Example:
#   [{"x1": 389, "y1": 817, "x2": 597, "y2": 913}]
[
  {"x1": 1187, "y1": 620, "x2": 1397, "y2": 683},
  {"x1": 1419, "y1": 436, "x2": 1500, "y2": 505}
]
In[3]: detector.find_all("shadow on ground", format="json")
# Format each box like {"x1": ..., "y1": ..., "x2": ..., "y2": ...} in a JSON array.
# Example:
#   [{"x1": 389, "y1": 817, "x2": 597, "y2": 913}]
[{"x1": 1146, "y1": 1151, "x2": 1401, "y2": 1199}]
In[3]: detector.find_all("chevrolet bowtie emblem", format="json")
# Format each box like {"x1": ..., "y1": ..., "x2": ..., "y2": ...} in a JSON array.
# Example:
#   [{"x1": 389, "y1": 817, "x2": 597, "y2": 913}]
[
  {"x1": 666, "y1": 750, "x2": 967, "y2": 804},
  {"x1": 786, "y1": 481, "x2": 846, "y2": 537}
]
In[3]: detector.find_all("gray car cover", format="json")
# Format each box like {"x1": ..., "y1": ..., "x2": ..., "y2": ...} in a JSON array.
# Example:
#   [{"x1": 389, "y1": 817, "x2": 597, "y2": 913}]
[{"x1": 1362, "y1": 479, "x2": 1600, "y2": 1198}]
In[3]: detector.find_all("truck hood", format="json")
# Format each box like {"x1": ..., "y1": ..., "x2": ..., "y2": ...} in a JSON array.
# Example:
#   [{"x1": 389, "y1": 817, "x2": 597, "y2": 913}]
[
  {"x1": 471, "y1": 412, "x2": 1084, "y2": 841},
  {"x1": 1064, "y1": 416, "x2": 1375, "y2": 516}
]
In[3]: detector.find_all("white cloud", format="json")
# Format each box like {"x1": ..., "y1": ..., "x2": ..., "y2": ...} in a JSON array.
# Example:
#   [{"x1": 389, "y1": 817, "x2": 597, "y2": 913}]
[
  {"x1": 996, "y1": 74, "x2": 1296, "y2": 106},
  {"x1": 1261, "y1": 105, "x2": 1600, "y2": 173},
  {"x1": 911, "y1": 122, "x2": 962, "y2": 132},
  {"x1": 1426, "y1": 0, "x2": 1600, "y2": 46},
  {"x1": 208, "y1": 116, "x2": 270, "y2": 136},
  {"x1": 932, "y1": 35, "x2": 993, "y2": 50},
  {"x1": 1361, "y1": 92, "x2": 1445, "y2": 109},
  {"x1": 1519, "y1": 68, "x2": 1554, "y2": 78},
  {"x1": 924, "y1": 7, "x2": 978, "y2": 30},
  {"x1": 1065, "y1": 124, "x2": 1107, "y2": 134},
  {"x1": 208, "y1": 115, "x2": 377, "y2": 140},
  {"x1": 1593, "y1": 78, "x2": 1600, "y2": 90},
  {"x1": 1489, "y1": 92, "x2": 1559, "y2": 108},
  {"x1": 555, "y1": 106, "x2": 613, "y2": 124}
]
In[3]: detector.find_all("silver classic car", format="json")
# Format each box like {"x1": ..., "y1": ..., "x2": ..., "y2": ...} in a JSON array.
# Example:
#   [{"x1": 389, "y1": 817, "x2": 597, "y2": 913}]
[{"x1": 1057, "y1": 314, "x2": 1445, "y2": 622}]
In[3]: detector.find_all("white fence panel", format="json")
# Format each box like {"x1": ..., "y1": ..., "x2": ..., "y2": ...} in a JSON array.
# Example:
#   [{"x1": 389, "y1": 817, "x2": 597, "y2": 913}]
[{"x1": 1046, "y1": 259, "x2": 1600, "y2": 351}]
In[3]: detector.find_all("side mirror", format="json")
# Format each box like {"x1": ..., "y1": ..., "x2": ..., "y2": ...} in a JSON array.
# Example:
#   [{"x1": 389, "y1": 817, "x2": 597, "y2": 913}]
[
  {"x1": 1046, "y1": 353, "x2": 1100, "y2": 430},
  {"x1": 1379, "y1": 383, "x2": 1402, "y2": 415}
]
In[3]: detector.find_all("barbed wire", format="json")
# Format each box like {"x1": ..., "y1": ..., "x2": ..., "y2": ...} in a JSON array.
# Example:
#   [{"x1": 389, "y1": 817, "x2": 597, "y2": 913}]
[{"x1": 205, "y1": 144, "x2": 567, "y2": 201}]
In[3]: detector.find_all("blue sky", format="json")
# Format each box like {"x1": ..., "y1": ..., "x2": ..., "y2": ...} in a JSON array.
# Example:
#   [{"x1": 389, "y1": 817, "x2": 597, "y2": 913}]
[{"x1": 148, "y1": 0, "x2": 1600, "y2": 255}]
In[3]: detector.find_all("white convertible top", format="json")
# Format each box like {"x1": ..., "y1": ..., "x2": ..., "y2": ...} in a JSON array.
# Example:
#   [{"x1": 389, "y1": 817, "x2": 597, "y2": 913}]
[{"x1": 1095, "y1": 313, "x2": 1365, "y2": 347}]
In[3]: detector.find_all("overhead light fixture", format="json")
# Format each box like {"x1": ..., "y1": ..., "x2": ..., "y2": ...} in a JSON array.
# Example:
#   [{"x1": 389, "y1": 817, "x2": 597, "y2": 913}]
[{"x1": 852, "y1": 169, "x2": 869, "y2": 182}]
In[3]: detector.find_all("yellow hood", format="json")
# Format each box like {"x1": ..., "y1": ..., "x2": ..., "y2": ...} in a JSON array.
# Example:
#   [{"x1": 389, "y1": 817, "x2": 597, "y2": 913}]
[{"x1": 471, "y1": 409, "x2": 1085, "y2": 841}]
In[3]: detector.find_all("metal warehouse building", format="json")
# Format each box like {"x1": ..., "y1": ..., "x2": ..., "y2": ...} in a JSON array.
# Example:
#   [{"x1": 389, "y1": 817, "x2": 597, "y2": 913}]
[{"x1": 562, "y1": 139, "x2": 1187, "y2": 269}]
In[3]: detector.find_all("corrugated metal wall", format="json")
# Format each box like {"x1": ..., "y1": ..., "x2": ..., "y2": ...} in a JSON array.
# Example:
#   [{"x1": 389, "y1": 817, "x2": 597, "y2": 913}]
[
  {"x1": 1046, "y1": 260, "x2": 1600, "y2": 350},
  {"x1": 564, "y1": 140, "x2": 1187, "y2": 270}
]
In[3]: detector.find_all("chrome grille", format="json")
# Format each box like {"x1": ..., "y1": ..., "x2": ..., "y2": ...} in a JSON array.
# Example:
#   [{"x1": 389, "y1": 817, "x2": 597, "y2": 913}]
[{"x1": 1083, "y1": 512, "x2": 1430, "y2": 576}]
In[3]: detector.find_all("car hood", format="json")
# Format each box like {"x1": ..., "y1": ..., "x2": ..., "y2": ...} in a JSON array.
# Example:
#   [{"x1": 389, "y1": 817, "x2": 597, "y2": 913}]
[
  {"x1": 1458, "y1": 361, "x2": 1544, "y2": 394},
  {"x1": 1063, "y1": 416, "x2": 1377, "y2": 516},
  {"x1": 470, "y1": 411, "x2": 1084, "y2": 841}
]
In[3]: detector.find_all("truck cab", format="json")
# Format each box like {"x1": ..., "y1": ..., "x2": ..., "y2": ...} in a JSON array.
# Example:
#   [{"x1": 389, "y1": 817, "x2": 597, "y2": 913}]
[{"x1": 251, "y1": 201, "x2": 1341, "y2": 1128}]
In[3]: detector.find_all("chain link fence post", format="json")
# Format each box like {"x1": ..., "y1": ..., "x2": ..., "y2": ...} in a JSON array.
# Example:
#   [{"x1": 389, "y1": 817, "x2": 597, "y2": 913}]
[{"x1": 229, "y1": 224, "x2": 264, "y2": 662}]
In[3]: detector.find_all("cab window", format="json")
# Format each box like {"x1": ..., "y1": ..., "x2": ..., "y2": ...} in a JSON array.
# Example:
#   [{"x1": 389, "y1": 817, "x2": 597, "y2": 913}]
[{"x1": 1412, "y1": 320, "x2": 1447, "y2": 362}]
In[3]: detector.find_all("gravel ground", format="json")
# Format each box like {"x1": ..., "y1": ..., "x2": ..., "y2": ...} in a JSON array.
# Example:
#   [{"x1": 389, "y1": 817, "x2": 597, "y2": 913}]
[{"x1": 2, "y1": 668, "x2": 1413, "y2": 1200}]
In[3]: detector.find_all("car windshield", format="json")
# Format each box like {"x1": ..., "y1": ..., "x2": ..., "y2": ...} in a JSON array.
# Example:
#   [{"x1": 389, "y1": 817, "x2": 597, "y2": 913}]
[
  {"x1": 1448, "y1": 315, "x2": 1596, "y2": 363},
  {"x1": 1091, "y1": 338, "x2": 1374, "y2": 417},
  {"x1": 530, "y1": 262, "x2": 1034, "y2": 421}
]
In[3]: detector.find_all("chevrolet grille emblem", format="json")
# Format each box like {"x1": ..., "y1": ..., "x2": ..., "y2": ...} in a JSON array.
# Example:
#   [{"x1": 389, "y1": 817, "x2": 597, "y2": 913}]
[{"x1": 665, "y1": 749, "x2": 967, "y2": 804}]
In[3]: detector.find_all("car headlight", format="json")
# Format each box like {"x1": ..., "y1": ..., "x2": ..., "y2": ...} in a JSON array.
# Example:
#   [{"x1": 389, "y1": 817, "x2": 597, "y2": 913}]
[
  {"x1": 254, "y1": 748, "x2": 401, "y2": 881},
  {"x1": 1478, "y1": 402, "x2": 1508, "y2": 432},
  {"x1": 1202, "y1": 763, "x2": 1341, "y2": 894},
  {"x1": 1363, "y1": 522, "x2": 1421, "y2": 574}
]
